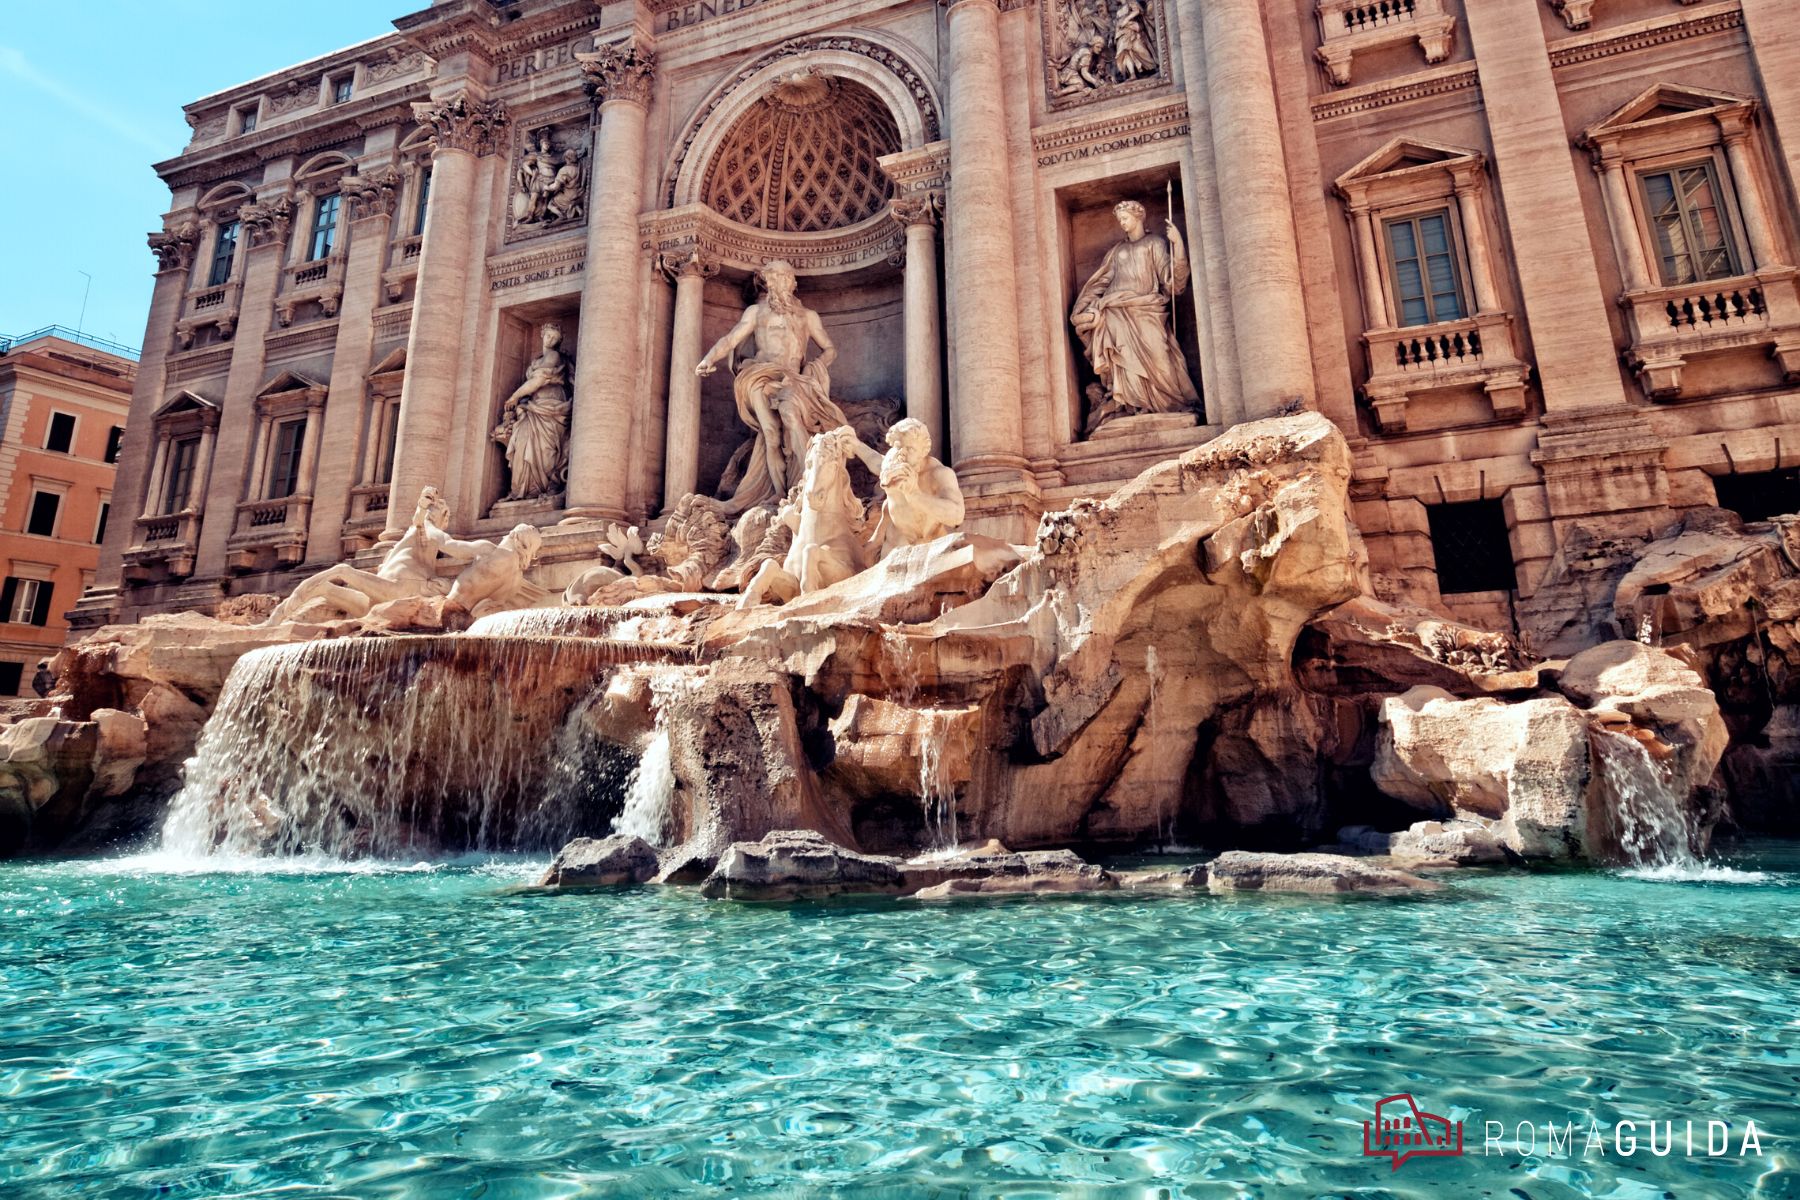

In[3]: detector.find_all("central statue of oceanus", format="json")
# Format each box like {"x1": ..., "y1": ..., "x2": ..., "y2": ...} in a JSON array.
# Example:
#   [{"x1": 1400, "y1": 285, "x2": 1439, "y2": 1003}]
[{"x1": 695, "y1": 259, "x2": 848, "y2": 514}]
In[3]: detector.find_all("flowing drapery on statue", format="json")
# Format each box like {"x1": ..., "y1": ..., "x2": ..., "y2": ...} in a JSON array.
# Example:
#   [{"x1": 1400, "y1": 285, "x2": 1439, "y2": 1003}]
[
  {"x1": 696, "y1": 260, "x2": 847, "y2": 514},
  {"x1": 493, "y1": 322, "x2": 572, "y2": 501},
  {"x1": 1071, "y1": 200, "x2": 1200, "y2": 432}
]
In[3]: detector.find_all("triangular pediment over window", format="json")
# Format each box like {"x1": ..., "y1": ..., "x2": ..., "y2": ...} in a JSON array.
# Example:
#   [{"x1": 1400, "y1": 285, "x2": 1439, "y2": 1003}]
[
  {"x1": 368, "y1": 347, "x2": 407, "y2": 377},
  {"x1": 1336, "y1": 137, "x2": 1483, "y2": 190},
  {"x1": 153, "y1": 389, "x2": 219, "y2": 419},
  {"x1": 1587, "y1": 84, "x2": 1754, "y2": 139},
  {"x1": 256, "y1": 369, "x2": 325, "y2": 399}
]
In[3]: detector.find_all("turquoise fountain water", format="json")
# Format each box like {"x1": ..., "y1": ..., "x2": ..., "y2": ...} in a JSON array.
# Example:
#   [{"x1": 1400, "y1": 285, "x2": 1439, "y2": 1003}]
[{"x1": 3, "y1": 848, "x2": 1796, "y2": 1198}]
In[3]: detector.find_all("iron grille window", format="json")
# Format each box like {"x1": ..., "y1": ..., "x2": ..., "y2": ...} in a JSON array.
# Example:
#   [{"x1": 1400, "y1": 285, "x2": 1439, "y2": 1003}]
[
  {"x1": 1428, "y1": 500, "x2": 1516, "y2": 595},
  {"x1": 1714, "y1": 468, "x2": 1800, "y2": 523}
]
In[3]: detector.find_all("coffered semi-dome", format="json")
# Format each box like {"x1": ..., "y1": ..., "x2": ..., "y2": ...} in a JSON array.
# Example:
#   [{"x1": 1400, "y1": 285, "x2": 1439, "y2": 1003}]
[{"x1": 701, "y1": 73, "x2": 901, "y2": 234}]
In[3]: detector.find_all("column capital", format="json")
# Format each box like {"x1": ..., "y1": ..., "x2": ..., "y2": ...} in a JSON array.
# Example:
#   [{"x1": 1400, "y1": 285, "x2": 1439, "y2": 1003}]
[
  {"x1": 890, "y1": 191, "x2": 944, "y2": 230},
  {"x1": 148, "y1": 221, "x2": 200, "y2": 273},
  {"x1": 412, "y1": 92, "x2": 509, "y2": 157},
  {"x1": 656, "y1": 242, "x2": 720, "y2": 283},
  {"x1": 578, "y1": 38, "x2": 657, "y2": 108},
  {"x1": 239, "y1": 197, "x2": 296, "y2": 248},
  {"x1": 345, "y1": 166, "x2": 405, "y2": 223}
]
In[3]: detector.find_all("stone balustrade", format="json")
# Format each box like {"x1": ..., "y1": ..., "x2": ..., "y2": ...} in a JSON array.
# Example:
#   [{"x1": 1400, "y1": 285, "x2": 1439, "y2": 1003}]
[
  {"x1": 276, "y1": 251, "x2": 348, "y2": 326},
  {"x1": 123, "y1": 512, "x2": 204, "y2": 581},
  {"x1": 1623, "y1": 267, "x2": 1800, "y2": 400},
  {"x1": 175, "y1": 281, "x2": 242, "y2": 347},
  {"x1": 227, "y1": 495, "x2": 313, "y2": 571},
  {"x1": 1363, "y1": 311, "x2": 1527, "y2": 433},
  {"x1": 1315, "y1": 0, "x2": 1456, "y2": 85}
]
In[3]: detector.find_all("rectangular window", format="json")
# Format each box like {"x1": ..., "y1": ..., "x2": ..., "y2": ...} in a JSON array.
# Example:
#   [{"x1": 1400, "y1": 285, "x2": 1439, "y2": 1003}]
[
  {"x1": 1641, "y1": 163, "x2": 1741, "y2": 285},
  {"x1": 1386, "y1": 210, "x2": 1466, "y2": 328},
  {"x1": 267, "y1": 419, "x2": 307, "y2": 500},
  {"x1": 105, "y1": 426, "x2": 124, "y2": 464},
  {"x1": 164, "y1": 436, "x2": 200, "y2": 514},
  {"x1": 0, "y1": 662, "x2": 22, "y2": 696},
  {"x1": 375, "y1": 402, "x2": 400, "y2": 485},
  {"x1": 307, "y1": 195, "x2": 340, "y2": 262},
  {"x1": 1428, "y1": 500, "x2": 1517, "y2": 595},
  {"x1": 238, "y1": 106, "x2": 258, "y2": 134},
  {"x1": 26, "y1": 491, "x2": 60, "y2": 537},
  {"x1": 414, "y1": 168, "x2": 432, "y2": 237},
  {"x1": 208, "y1": 220, "x2": 240, "y2": 287},
  {"x1": 0, "y1": 578, "x2": 53, "y2": 627},
  {"x1": 46, "y1": 412, "x2": 76, "y2": 454},
  {"x1": 333, "y1": 76, "x2": 354, "y2": 104},
  {"x1": 95, "y1": 502, "x2": 110, "y2": 545}
]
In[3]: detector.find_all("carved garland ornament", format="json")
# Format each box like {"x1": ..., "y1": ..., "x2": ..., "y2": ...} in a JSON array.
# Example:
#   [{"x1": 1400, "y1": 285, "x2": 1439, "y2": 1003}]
[
  {"x1": 664, "y1": 35, "x2": 941, "y2": 207},
  {"x1": 412, "y1": 93, "x2": 509, "y2": 156}
]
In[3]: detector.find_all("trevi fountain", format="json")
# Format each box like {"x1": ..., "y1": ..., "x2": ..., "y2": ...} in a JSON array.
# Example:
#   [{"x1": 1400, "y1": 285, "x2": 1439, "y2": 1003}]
[{"x1": 8, "y1": 3, "x2": 1800, "y2": 1194}]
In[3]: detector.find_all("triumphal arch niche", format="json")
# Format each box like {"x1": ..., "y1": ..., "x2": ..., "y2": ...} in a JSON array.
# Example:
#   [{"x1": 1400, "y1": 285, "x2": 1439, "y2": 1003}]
[{"x1": 647, "y1": 38, "x2": 947, "y2": 514}]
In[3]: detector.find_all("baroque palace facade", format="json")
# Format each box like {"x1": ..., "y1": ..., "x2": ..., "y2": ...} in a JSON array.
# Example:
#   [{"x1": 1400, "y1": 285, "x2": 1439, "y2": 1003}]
[{"x1": 81, "y1": 0, "x2": 1800, "y2": 633}]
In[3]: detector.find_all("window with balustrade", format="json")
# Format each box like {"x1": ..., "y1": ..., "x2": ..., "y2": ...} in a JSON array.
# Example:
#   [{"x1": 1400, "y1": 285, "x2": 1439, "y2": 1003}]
[
  {"x1": 1583, "y1": 84, "x2": 1800, "y2": 400},
  {"x1": 266, "y1": 420, "x2": 307, "y2": 501},
  {"x1": 163, "y1": 437, "x2": 200, "y2": 515},
  {"x1": 1335, "y1": 138, "x2": 1528, "y2": 433}
]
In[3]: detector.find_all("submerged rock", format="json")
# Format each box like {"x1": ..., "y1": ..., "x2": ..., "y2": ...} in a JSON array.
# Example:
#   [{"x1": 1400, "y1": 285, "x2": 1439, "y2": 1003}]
[
  {"x1": 536, "y1": 834, "x2": 659, "y2": 888},
  {"x1": 902, "y1": 847, "x2": 1117, "y2": 898},
  {"x1": 700, "y1": 830, "x2": 905, "y2": 900},
  {"x1": 1205, "y1": 850, "x2": 1441, "y2": 894}
]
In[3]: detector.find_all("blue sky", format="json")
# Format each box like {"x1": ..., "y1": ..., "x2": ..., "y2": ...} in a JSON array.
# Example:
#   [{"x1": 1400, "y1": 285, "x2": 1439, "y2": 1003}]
[{"x1": 0, "y1": 2, "x2": 404, "y2": 350}]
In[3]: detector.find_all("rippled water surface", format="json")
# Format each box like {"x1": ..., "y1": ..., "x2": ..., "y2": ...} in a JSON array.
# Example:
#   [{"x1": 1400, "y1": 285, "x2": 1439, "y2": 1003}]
[{"x1": 3, "y1": 847, "x2": 1799, "y2": 1198}]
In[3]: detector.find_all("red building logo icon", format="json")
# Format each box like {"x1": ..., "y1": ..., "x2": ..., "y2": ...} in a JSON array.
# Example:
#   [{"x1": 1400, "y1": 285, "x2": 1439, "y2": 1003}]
[{"x1": 1363, "y1": 1094, "x2": 1464, "y2": 1170}]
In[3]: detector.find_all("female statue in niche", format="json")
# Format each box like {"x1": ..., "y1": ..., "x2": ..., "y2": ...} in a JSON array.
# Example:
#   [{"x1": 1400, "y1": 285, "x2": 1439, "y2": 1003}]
[
  {"x1": 1070, "y1": 199, "x2": 1199, "y2": 432},
  {"x1": 493, "y1": 322, "x2": 572, "y2": 501}
]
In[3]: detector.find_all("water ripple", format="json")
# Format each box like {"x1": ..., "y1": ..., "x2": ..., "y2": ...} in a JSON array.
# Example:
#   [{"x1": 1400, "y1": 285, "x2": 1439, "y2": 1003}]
[{"x1": 1, "y1": 846, "x2": 1797, "y2": 1198}]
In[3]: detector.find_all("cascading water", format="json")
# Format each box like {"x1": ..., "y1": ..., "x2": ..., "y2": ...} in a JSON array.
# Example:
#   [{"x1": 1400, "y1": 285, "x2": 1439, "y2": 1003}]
[
  {"x1": 613, "y1": 728, "x2": 677, "y2": 846},
  {"x1": 161, "y1": 635, "x2": 658, "y2": 859},
  {"x1": 1590, "y1": 727, "x2": 1701, "y2": 872},
  {"x1": 916, "y1": 709, "x2": 962, "y2": 852}
]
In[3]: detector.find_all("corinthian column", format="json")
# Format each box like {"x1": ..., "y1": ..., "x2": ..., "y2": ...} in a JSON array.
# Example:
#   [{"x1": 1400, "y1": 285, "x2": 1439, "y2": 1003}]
[
  {"x1": 1199, "y1": 0, "x2": 1316, "y2": 417},
  {"x1": 568, "y1": 39, "x2": 656, "y2": 522},
  {"x1": 940, "y1": 0, "x2": 1030, "y2": 493},
  {"x1": 659, "y1": 243, "x2": 718, "y2": 508},
  {"x1": 892, "y1": 192, "x2": 945, "y2": 459},
  {"x1": 382, "y1": 92, "x2": 508, "y2": 541}
]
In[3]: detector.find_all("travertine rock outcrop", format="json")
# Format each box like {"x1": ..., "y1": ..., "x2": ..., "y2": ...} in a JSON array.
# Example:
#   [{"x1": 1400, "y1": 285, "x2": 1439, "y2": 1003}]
[
  {"x1": 536, "y1": 834, "x2": 659, "y2": 888},
  {"x1": 1205, "y1": 850, "x2": 1440, "y2": 893}
]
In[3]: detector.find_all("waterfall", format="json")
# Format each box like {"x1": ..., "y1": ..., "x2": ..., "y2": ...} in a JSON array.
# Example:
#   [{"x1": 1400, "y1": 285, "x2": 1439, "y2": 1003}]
[
  {"x1": 613, "y1": 729, "x2": 677, "y2": 846},
  {"x1": 161, "y1": 635, "x2": 650, "y2": 860},
  {"x1": 1590, "y1": 727, "x2": 1700, "y2": 871}
]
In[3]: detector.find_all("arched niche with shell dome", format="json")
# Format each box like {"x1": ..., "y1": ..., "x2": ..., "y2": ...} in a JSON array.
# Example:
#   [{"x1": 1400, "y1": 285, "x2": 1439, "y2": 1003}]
[{"x1": 653, "y1": 41, "x2": 942, "y2": 505}]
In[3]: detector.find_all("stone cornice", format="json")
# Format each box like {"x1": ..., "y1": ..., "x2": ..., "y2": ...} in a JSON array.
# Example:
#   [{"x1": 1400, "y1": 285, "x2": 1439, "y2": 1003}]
[
  {"x1": 157, "y1": 98, "x2": 425, "y2": 190},
  {"x1": 641, "y1": 203, "x2": 903, "y2": 274},
  {"x1": 1547, "y1": 1, "x2": 1744, "y2": 69},
  {"x1": 1310, "y1": 62, "x2": 1480, "y2": 122},
  {"x1": 394, "y1": 0, "x2": 595, "y2": 61}
]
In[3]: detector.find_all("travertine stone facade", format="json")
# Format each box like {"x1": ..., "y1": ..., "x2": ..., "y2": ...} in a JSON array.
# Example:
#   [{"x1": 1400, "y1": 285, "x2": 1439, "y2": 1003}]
[{"x1": 80, "y1": 0, "x2": 1800, "y2": 635}]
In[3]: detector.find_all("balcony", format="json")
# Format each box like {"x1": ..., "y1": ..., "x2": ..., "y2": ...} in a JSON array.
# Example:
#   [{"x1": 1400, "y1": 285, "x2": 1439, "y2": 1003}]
[
  {"x1": 1362, "y1": 312, "x2": 1528, "y2": 433},
  {"x1": 1316, "y1": 0, "x2": 1456, "y2": 86},
  {"x1": 1622, "y1": 268, "x2": 1800, "y2": 400},
  {"x1": 384, "y1": 235, "x2": 423, "y2": 302},
  {"x1": 174, "y1": 280, "x2": 241, "y2": 348},
  {"x1": 124, "y1": 512, "x2": 203, "y2": 581},
  {"x1": 276, "y1": 252, "x2": 347, "y2": 326},
  {"x1": 226, "y1": 495, "x2": 312, "y2": 571},
  {"x1": 341, "y1": 484, "x2": 391, "y2": 555}
]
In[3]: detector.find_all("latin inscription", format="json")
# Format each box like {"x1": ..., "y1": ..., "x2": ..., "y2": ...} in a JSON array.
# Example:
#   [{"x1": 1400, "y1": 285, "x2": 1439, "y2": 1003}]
[
  {"x1": 495, "y1": 36, "x2": 597, "y2": 84},
  {"x1": 491, "y1": 262, "x2": 585, "y2": 292},
  {"x1": 660, "y1": 0, "x2": 767, "y2": 34}
]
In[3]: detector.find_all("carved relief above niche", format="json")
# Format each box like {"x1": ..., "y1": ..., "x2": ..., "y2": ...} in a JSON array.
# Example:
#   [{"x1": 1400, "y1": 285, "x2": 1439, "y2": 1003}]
[
  {"x1": 505, "y1": 111, "x2": 591, "y2": 245},
  {"x1": 1042, "y1": 0, "x2": 1172, "y2": 112}
]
